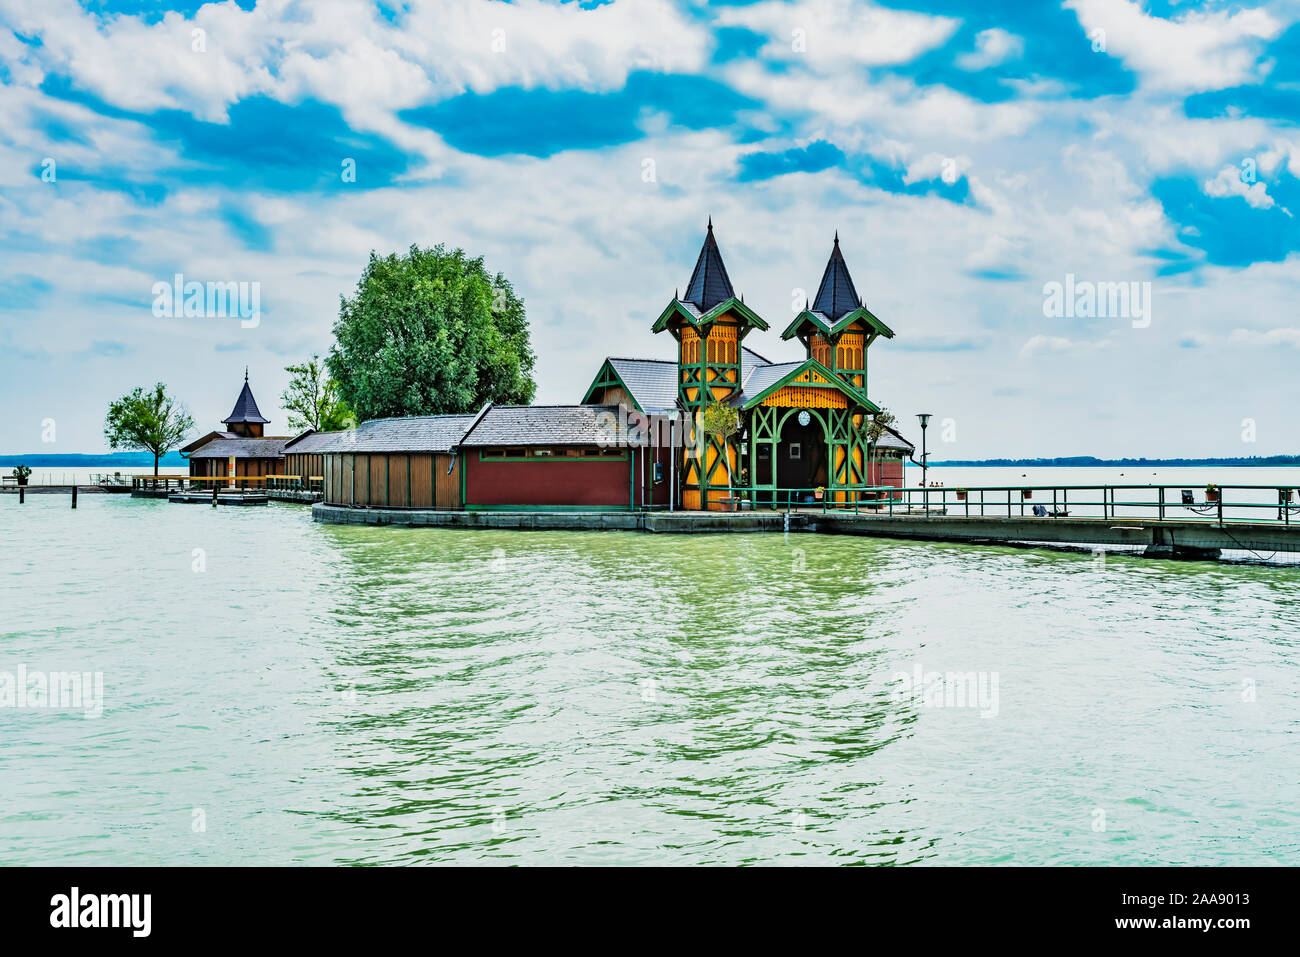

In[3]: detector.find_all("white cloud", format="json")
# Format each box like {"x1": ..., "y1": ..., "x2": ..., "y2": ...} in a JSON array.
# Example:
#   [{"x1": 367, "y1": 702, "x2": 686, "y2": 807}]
[
  {"x1": 1066, "y1": 0, "x2": 1280, "y2": 92},
  {"x1": 715, "y1": 0, "x2": 958, "y2": 69},
  {"x1": 957, "y1": 28, "x2": 1024, "y2": 71},
  {"x1": 1202, "y1": 165, "x2": 1276, "y2": 210},
  {"x1": 0, "y1": 0, "x2": 711, "y2": 123},
  {"x1": 1019, "y1": 335, "x2": 1109, "y2": 359},
  {"x1": 1228, "y1": 327, "x2": 1300, "y2": 348}
]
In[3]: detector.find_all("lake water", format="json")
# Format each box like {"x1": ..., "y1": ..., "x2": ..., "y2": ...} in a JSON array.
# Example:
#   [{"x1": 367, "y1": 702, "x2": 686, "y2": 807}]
[{"x1": 2, "y1": 493, "x2": 1298, "y2": 865}]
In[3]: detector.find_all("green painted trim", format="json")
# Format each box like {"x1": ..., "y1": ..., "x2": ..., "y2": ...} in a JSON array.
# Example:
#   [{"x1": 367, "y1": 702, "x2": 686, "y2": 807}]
[
  {"x1": 651, "y1": 297, "x2": 770, "y2": 334},
  {"x1": 739, "y1": 357, "x2": 879, "y2": 413},
  {"x1": 580, "y1": 360, "x2": 646, "y2": 413},
  {"x1": 779, "y1": 306, "x2": 895, "y2": 341},
  {"x1": 465, "y1": 504, "x2": 634, "y2": 512},
  {"x1": 477, "y1": 449, "x2": 629, "y2": 462}
]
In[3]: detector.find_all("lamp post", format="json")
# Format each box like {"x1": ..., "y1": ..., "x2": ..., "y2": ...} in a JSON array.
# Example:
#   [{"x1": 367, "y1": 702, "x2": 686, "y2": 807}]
[{"x1": 917, "y1": 413, "x2": 932, "y2": 512}]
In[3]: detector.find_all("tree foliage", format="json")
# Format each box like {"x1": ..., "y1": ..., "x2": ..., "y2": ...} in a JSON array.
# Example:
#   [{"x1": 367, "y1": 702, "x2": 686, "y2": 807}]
[
  {"x1": 327, "y1": 245, "x2": 537, "y2": 422},
  {"x1": 866, "y1": 408, "x2": 897, "y2": 445},
  {"x1": 700, "y1": 400, "x2": 739, "y2": 439},
  {"x1": 104, "y1": 383, "x2": 195, "y2": 475},
  {"x1": 281, "y1": 356, "x2": 354, "y2": 432}
]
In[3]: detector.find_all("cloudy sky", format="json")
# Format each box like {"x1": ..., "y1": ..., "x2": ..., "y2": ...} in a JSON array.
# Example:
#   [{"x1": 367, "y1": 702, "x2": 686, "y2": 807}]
[{"x1": 2, "y1": 0, "x2": 1298, "y2": 458}]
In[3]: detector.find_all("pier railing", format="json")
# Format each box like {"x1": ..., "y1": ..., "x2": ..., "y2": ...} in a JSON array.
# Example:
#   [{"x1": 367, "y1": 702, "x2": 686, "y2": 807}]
[
  {"x1": 709, "y1": 483, "x2": 1300, "y2": 526},
  {"x1": 131, "y1": 474, "x2": 323, "y2": 492}
]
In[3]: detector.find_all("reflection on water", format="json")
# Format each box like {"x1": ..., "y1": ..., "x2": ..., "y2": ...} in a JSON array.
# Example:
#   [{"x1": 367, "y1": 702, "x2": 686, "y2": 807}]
[{"x1": 2, "y1": 496, "x2": 1298, "y2": 865}]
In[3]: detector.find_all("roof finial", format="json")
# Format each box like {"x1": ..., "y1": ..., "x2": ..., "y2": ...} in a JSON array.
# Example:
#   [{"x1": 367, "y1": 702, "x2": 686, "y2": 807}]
[
  {"x1": 707, "y1": 215, "x2": 713, "y2": 232},
  {"x1": 834, "y1": 230, "x2": 839, "y2": 246},
  {"x1": 244, "y1": 365, "x2": 249, "y2": 382}
]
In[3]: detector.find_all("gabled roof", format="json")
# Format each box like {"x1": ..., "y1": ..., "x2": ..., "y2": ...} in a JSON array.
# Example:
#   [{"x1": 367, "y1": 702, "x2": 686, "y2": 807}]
[
  {"x1": 682, "y1": 219, "x2": 734, "y2": 311},
  {"x1": 459, "y1": 405, "x2": 629, "y2": 447},
  {"x1": 812, "y1": 234, "x2": 861, "y2": 322},
  {"x1": 652, "y1": 296, "x2": 769, "y2": 334},
  {"x1": 742, "y1": 345, "x2": 773, "y2": 366},
  {"x1": 873, "y1": 424, "x2": 915, "y2": 453},
  {"x1": 186, "y1": 437, "x2": 288, "y2": 459},
  {"x1": 315, "y1": 415, "x2": 477, "y2": 454},
  {"x1": 779, "y1": 304, "x2": 895, "y2": 341},
  {"x1": 582, "y1": 358, "x2": 679, "y2": 414},
  {"x1": 180, "y1": 430, "x2": 237, "y2": 454},
  {"x1": 283, "y1": 429, "x2": 344, "y2": 453},
  {"x1": 727, "y1": 357, "x2": 879, "y2": 413},
  {"x1": 223, "y1": 374, "x2": 269, "y2": 425}
]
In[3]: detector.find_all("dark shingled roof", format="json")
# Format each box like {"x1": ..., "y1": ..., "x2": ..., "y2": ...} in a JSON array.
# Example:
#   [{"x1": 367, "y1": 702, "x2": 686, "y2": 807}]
[
  {"x1": 223, "y1": 376, "x2": 270, "y2": 425},
  {"x1": 874, "y1": 425, "x2": 915, "y2": 453},
  {"x1": 811, "y1": 234, "x2": 862, "y2": 322},
  {"x1": 283, "y1": 430, "x2": 344, "y2": 453},
  {"x1": 315, "y1": 415, "x2": 477, "y2": 454},
  {"x1": 605, "y1": 358, "x2": 679, "y2": 414},
  {"x1": 681, "y1": 220, "x2": 735, "y2": 312},
  {"x1": 186, "y1": 437, "x2": 288, "y2": 459},
  {"x1": 460, "y1": 405, "x2": 627, "y2": 447}
]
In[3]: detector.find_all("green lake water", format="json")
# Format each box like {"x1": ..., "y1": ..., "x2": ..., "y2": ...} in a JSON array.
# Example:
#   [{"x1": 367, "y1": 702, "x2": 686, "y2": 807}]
[{"x1": 2, "y1": 495, "x2": 1298, "y2": 865}]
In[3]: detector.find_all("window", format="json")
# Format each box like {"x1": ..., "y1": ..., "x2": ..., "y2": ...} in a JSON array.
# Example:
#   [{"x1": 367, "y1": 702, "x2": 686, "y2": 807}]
[
  {"x1": 789, "y1": 442, "x2": 802, "y2": 460},
  {"x1": 482, "y1": 448, "x2": 506, "y2": 458},
  {"x1": 506, "y1": 448, "x2": 525, "y2": 458}
]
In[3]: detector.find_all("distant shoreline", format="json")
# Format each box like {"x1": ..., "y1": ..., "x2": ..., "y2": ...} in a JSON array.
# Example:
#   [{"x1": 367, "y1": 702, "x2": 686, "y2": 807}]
[
  {"x1": 0, "y1": 453, "x2": 187, "y2": 467},
  {"x1": 929, "y1": 457, "x2": 1300, "y2": 467}
]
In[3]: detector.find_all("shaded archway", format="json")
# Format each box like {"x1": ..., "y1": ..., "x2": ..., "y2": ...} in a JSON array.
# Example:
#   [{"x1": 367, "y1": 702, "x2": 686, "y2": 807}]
[{"x1": 771, "y1": 407, "x2": 829, "y2": 503}]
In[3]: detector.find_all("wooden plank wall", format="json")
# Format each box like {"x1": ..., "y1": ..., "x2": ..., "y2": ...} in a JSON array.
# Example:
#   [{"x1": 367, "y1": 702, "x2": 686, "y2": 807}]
[{"x1": 435, "y1": 454, "x2": 459, "y2": 508}]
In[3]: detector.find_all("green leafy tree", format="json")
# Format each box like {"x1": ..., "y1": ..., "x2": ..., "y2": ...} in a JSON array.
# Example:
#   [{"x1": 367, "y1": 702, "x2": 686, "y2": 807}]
[
  {"x1": 327, "y1": 244, "x2": 537, "y2": 421},
  {"x1": 866, "y1": 408, "x2": 897, "y2": 486},
  {"x1": 281, "y1": 356, "x2": 354, "y2": 432},
  {"x1": 701, "y1": 400, "x2": 740, "y2": 489},
  {"x1": 104, "y1": 383, "x2": 195, "y2": 476}
]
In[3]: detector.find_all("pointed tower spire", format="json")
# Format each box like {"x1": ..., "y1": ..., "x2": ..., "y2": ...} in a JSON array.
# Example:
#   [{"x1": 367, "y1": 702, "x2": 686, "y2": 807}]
[
  {"x1": 682, "y1": 220, "x2": 735, "y2": 311},
  {"x1": 223, "y1": 374, "x2": 270, "y2": 427},
  {"x1": 811, "y1": 234, "x2": 862, "y2": 322}
]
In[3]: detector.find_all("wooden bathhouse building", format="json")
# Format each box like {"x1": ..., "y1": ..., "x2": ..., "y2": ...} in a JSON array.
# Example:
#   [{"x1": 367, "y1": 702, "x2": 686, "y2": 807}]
[
  {"x1": 316, "y1": 223, "x2": 914, "y2": 512},
  {"x1": 180, "y1": 371, "x2": 338, "y2": 488}
]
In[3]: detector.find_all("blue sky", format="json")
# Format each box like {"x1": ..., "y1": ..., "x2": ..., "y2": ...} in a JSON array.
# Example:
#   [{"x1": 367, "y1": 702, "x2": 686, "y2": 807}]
[{"x1": 1, "y1": 0, "x2": 1299, "y2": 457}]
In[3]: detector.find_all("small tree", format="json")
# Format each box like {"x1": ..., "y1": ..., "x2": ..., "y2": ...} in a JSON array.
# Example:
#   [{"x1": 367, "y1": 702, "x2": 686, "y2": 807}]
[
  {"x1": 281, "y1": 356, "x2": 354, "y2": 432},
  {"x1": 104, "y1": 383, "x2": 195, "y2": 476},
  {"x1": 865, "y1": 408, "x2": 897, "y2": 487},
  {"x1": 701, "y1": 400, "x2": 740, "y2": 491}
]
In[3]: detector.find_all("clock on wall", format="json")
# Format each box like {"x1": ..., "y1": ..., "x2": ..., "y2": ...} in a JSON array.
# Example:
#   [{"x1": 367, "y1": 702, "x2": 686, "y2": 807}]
[{"x1": 797, "y1": 410, "x2": 811, "y2": 427}]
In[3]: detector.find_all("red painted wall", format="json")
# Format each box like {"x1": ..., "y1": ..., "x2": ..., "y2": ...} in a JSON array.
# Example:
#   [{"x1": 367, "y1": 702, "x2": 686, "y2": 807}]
[{"x1": 465, "y1": 454, "x2": 632, "y2": 507}]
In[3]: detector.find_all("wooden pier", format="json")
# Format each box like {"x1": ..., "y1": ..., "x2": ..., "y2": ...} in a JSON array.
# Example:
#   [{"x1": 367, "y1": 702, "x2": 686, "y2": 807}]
[{"x1": 312, "y1": 481, "x2": 1300, "y2": 560}]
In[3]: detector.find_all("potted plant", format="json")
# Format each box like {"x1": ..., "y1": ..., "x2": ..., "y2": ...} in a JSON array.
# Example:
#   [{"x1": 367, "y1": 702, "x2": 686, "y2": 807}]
[
  {"x1": 12, "y1": 464, "x2": 31, "y2": 487},
  {"x1": 955, "y1": 488, "x2": 968, "y2": 501},
  {"x1": 1206, "y1": 483, "x2": 1220, "y2": 503},
  {"x1": 814, "y1": 485, "x2": 824, "y2": 501},
  {"x1": 1021, "y1": 488, "x2": 1033, "y2": 500}
]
